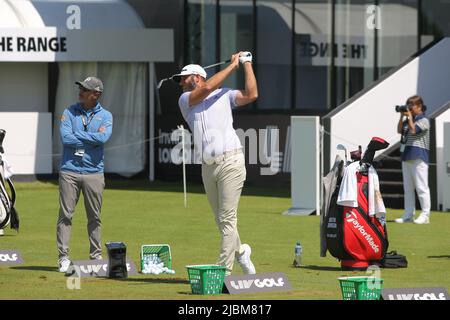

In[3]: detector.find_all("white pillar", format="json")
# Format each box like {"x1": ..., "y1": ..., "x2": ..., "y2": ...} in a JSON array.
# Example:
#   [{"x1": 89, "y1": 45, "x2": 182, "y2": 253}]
[
  {"x1": 443, "y1": 122, "x2": 450, "y2": 211},
  {"x1": 283, "y1": 116, "x2": 321, "y2": 216}
]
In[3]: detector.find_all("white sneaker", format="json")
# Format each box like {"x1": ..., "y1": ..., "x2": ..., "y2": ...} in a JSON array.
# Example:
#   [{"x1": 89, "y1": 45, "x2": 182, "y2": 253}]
[
  {"x1": 58, "y1": 258, "x2": 72, "y2": 273},
  {"x1": 414, "y1": 214, "x2": 430, "y2": 224},
  {"x1": 0, "y1": 229, "x2": 4, "y2": 236},
  {"x1": 236, "y1": 244, "x2": 256, "y2": 275},
  {"x1": 395, "y1": 214, "x2": 414, "y2": 223}
]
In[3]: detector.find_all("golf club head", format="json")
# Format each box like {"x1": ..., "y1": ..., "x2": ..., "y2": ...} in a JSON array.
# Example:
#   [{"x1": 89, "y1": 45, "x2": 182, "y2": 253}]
[
  {"x1": 336, "y1": 144, "x2": 348, "y2": 164},
  {"x1": 157, "y1": 79, "x2": 165, "y2": 90},
  {"x1": 350, "y1": 145, "x2": 362, "y2": 161},
  {"x1": 0, "y1": 129, "x2": 5, "y2": 154}
]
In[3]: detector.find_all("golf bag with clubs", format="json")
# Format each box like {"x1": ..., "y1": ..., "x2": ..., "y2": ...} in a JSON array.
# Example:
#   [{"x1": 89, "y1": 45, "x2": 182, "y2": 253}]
[
  {"x1": 321, "y1": 137, "x2": 389, "y2": 270},
  {"x1": 0, "y1": 129, "x2": 20, "y2": 232}
]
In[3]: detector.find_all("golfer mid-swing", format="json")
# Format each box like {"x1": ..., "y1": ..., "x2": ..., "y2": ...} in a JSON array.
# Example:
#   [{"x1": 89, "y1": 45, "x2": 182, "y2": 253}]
[{"x1": 173, "y1": 52, "x2": 257, "y2": 276}]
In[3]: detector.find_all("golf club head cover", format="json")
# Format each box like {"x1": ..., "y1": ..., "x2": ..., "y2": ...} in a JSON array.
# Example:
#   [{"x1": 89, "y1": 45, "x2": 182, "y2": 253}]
[
  {"x1": 361, "y1": 137, "x2": 389, "y2": 166},
  {"x1": 239, "y1": 52, "x2": 252, "y2": 64}
]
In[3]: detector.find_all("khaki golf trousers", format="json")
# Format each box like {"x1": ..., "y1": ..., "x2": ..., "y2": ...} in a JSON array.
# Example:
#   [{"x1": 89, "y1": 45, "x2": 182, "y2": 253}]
[
  {"x1": 57, "y1": 171, "x2": 105, "y2": 262},
  {"x1": 201, "y1": 150, "x2": 246, "y2": 275}
]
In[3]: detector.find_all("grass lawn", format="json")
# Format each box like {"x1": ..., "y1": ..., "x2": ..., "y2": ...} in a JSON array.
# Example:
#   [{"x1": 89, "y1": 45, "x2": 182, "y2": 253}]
[{"x1": 0, "y1": 179, "x2": 449, "y2": 300}]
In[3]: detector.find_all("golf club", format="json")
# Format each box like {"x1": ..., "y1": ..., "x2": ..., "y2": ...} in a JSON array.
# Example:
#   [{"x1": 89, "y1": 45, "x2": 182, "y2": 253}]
[
  {"x1": 336, "y1": 143, "x2": 348, "y2": 164},
  {"x1": 157, "y1": 52, "x2": 251, "y2": 89}
]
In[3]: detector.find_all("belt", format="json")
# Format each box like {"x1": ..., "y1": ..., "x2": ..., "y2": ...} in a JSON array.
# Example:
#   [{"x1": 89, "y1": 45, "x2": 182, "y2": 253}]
[{"x1": 203, "y1": 148, "x2": 243, "y2": 165}]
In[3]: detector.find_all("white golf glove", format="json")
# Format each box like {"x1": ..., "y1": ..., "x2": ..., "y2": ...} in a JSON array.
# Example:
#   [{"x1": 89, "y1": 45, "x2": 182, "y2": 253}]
[{"x1": 239, "y1": 51, "x2": 253, "y2": 64}]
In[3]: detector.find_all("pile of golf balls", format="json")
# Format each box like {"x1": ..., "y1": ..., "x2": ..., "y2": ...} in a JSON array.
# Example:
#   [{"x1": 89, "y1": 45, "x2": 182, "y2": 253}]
[{"x1": 141, "y1": 254, "x2": 175, "y2": 275}]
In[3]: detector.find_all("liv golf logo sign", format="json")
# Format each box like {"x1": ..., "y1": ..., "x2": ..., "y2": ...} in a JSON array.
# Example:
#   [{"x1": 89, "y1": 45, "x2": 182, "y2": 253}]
[
  {"x1": 224, "y1": 273, "x2": 292, "y2": 294},
  {"x1": 0, "y1": 250, "x2": 24, "y2": 265},
  {"x1": 69, "y1": 259, "x2": 138, "y2": 278}
]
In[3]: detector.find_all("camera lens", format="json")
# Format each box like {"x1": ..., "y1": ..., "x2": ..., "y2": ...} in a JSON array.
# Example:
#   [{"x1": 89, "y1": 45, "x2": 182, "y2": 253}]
[{"x1": 395, "y1": 105, "x2": 407, "y2": 112}]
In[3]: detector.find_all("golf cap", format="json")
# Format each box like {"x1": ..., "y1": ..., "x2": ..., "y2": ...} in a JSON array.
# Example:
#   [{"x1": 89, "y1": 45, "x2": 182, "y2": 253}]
[
  {"x1": 75, "y1": 76, "x2": 104, "y2": 92},
  {"x1": 172, "y1": 64, "x2": 207, "y2": 83}
]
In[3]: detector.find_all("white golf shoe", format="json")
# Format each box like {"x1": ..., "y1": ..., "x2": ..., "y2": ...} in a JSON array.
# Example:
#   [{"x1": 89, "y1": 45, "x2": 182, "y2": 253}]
[
  {"x1": 58, "y1": 258, "x2": 72, "y2": 273},
  {"x1": 414, "y1": 214, "x2": 430, "y2": 224},
  {"x1": 0, "y1": 229, "x2": 4, "y2": 236},
  {"x1": 395, "y1": 214, "x2": 414, "y2": 223},
  {"x1": 236, "y1": 244, "x2": 256, "y2": 275}
]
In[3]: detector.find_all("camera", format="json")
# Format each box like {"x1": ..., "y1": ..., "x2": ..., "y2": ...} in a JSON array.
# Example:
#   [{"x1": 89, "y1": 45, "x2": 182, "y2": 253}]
[{"x1": 395, "y1": 105, "x2": 410, "y2": 113}]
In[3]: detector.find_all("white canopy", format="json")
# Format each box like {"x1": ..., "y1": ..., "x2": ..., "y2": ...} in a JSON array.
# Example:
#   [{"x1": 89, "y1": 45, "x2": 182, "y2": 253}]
[
  {"x1": 0, "y1": 0, "x2": 143, "y2": 28},
  {"x1": 0, "y1": 0, "x2": 172, "y2": 63}
]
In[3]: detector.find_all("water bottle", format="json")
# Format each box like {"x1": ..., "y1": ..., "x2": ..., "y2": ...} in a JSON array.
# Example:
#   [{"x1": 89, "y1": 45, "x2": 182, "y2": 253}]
[{"x1": 293, "y1": 241, "x2": 302, "y2": 268}]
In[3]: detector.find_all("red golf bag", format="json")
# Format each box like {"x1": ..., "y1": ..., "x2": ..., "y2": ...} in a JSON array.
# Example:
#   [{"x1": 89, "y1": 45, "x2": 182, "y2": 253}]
[{"x1": 324, "y1": 137, "x2": 389, "y2": 270}]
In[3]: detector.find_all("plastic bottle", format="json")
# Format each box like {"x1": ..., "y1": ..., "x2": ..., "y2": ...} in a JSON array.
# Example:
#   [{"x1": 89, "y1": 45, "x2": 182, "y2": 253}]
[{"x1": 293, "y1": 241, "x2": 302, "y2": 268}]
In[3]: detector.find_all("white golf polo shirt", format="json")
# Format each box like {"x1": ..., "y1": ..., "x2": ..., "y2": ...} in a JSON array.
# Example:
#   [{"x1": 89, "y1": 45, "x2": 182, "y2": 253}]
[{"x1": 178, "y1": 88, "x2": 242, "y2": 162}]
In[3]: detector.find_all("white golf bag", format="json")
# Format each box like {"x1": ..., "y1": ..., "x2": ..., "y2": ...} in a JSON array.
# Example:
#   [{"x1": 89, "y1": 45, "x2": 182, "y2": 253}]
[{"x1": 0, "y1": 129, "x2": 19, "y2": 231}]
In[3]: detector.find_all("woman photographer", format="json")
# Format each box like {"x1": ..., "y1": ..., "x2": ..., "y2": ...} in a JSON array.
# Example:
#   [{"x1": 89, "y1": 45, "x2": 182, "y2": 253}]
[{"x1": 395, "y1": 95, "x2": 431, "y2": 224}]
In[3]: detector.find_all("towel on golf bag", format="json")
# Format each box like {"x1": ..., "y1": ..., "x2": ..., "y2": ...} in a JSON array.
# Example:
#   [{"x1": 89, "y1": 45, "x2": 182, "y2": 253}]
[
  {"x1": 337, "y1": 161, "x2": 359, "y2": 207},
  {"x1": 337, "y1": 162, "x2": 386, "y2": 218}
]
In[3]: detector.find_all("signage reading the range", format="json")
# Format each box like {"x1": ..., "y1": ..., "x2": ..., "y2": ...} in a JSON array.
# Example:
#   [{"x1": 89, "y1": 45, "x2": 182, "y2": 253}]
[
  {"x1": 296, "y1": 34, "x2": 370, "y2": 68},
  {"x1": 382, "y1": 288, "x2": 449, "y2": 300},
  {"x1": 0, "y1": 250, "x2": 24, "y2": 265},
  {"x1": 224, "y1": 273, "x2": 292, "y2": 294},
  {"x1": 0, "y1": 28, "x2": 172, "y2": 62},
  {"x1": 0, "y1": 36, "x2": 67, "y2": 52},
  {"x1": 70, "y1": 259, "x2": 138, "y2": 278}
]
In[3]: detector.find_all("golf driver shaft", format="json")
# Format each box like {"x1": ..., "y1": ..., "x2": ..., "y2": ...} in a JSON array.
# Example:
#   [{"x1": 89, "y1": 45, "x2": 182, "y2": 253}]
[
  {"x1": 157, "y1": 53, "x2": 250, "y2": 89},
  {"x1": 203, "y1": 52, "x2": 251, "y2": 69},
  {"x1": 203, "y1": 59, "x2": 230, "y2": 69}
]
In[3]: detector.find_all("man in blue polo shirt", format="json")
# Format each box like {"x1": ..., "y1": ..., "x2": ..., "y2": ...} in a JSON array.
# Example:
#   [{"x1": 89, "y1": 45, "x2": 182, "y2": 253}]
[
  {"x1": 57, "y1": 76, "x2": 113, "y2": 272},
  {"x1": 395, "y1": 95, "x2": 431, "y2": 225}
]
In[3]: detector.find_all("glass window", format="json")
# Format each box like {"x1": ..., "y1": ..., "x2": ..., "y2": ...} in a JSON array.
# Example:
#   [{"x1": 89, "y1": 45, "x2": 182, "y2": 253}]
[
  {"x1": 219, "y1": 0, "x2": 254, "y2": 90},
  {"x1": 378, "y1": 0, "x2": 418, "y2": 76},
  {"x1": 256, "y1": 0, "x2": 293, "y2": 109},
  {"x1": 334, "y1": 0, "x2": 375, "y2": 107},
  {"x1": 421, "y1": 0, "x2": 450, "y2": 47},
  {"x1": 185, "y1": 0, "x2": 217, "y2": 66},
  {"x1": 294, "y1": 0, "x2": 332, "y2": 110}
]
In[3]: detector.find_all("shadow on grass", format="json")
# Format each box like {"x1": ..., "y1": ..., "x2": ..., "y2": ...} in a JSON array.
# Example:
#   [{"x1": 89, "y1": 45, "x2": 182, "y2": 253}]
[
  {"x1": 31, "y1": 177, "x2": 290, "y2": 198},
  {"x1": 10, "y1": 266, "x2": 58, "y2": 272},
  {"x1": 300, "y1": 265, "x2": 342, "y2": 272},
  {"x1": 427, "y1": 255, "x2": 450, "y2": 259},
  {"x1": 113, "y1": 277, "x2": 190, "y2": 285}
]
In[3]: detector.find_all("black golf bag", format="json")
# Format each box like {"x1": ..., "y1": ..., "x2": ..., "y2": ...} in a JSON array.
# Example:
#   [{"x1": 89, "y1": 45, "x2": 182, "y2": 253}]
[
  {"x1": 321, "y1": 137, "x2": 389, "y2": 270},
  {"x1": 0, "y1": 129, "x2": 20, "y2": 231}
]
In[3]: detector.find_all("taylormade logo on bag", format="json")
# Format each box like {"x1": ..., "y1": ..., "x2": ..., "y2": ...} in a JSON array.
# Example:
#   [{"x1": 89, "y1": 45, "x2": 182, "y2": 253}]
[
  {"x1": 345, "y1": 212, "x2": 379, "y2": 253},
  {"x1": 0, "y1": 250, "x2": 24, "y2": 265},
  {"x1": 224, "y1": 273, "x2": 292, "y2": 294}
]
